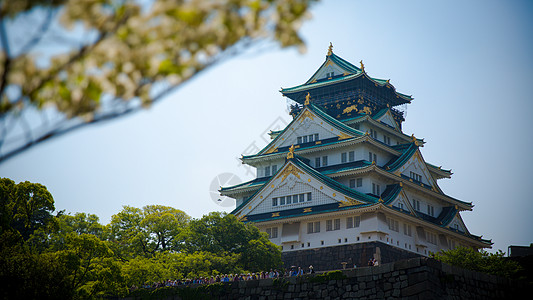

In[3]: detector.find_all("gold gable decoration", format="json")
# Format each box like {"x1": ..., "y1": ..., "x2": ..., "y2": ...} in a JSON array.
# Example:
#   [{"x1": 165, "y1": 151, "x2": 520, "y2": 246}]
[
  {"x1": 327, "y1": 42, "x2": 333, "y2": 56},
  {"x1": 304, "y1": 92, "x2": 311, "y2": 106},
  {"x1": 338, "y1": 132, "x2": 352, "y2": 140},
  {"x1": 286, "y1": 145, "x2": 295, "y2": 159},
  {"x1": 276, "y1": 164, "x2": 303, "y2": 182},
  {"x1": 299, "y1": 109, "x2": 315, "y2": 123},
  {"x1": 338, "y1": 196, "x2": 364, "y2": 207}
]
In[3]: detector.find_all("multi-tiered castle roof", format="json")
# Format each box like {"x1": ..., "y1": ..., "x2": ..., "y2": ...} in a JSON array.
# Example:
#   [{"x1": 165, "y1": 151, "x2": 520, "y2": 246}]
[{"x1": 220, "y1": 45, "x2": 491, "y2": 262}]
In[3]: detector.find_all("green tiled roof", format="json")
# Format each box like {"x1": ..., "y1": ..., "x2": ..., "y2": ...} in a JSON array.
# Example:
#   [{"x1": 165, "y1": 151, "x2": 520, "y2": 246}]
[
  {"x1": 252, "y1": 103, "x2": 364, "y2": 157},
  {"x1": 231, "y1": 155, "x2": 378, "y2": 215}
]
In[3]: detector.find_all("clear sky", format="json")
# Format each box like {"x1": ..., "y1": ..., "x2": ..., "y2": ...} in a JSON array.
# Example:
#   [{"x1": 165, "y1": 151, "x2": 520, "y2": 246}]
[{"x1": 1, "y1": 0, "x2": 532, "y2": 253}]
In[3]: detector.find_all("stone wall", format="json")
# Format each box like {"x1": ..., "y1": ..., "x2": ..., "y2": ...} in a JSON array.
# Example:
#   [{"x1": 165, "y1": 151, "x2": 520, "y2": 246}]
[
  {"x1": 281, "y1": 241, "x2": 420, "y2": 271},
  {"x1": 126, "y1": 257, "x2": 526, "y2": 299}
]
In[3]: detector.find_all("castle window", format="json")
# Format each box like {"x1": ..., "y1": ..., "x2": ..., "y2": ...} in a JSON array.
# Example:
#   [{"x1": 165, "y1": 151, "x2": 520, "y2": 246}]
[
  {"x1": 384, "y1": 135, "x2": 391, "y2": 145},
  {"x1": 303, "y1": 136, "x2": 308, "y2": 143},
  {"x1": 346, "y1": 216, "x2": 361, "y2": 229},
  {"x1": 372, "y1": 182, "x2": 381, "y2": 196},
  {"x1": 293, "y1": 195, "x2": 299, "y2": 203},
  {"x1": 272, "y1": 198, "x2": 278, "y2": 206},
  {"x1": 299, "y1": 194, "x2": 305, "y2": 203},
  {"x1": 280, "y1": 196, "x2": 286, "y2": 205},
  {"x1": 326, "y1": 219, "x2": 341, "y2": 231},
  {"x1": 413, "y1": 199, "x2": 421, "y2": 211},
  {"x1": 368, "y1": 152, "x2": 377, "y2": 163},
  {"x1": 307, "y1": 192, "x2": 312, "y2": 201},
  {"x1": 315, "y1": 157, "x2": 321, "y2": 167},
  {"x1": 314, "y1": 133, "x2": 319, "y2": 141},
  {"x1": 322, "y1": 156, "x2": 328, "y2": 166},
  {"x1": 357, "y1": 178, "x2": 363, "y2": 187},
  {"x1": 334, "y1": 218, "x2": 341, "y2": 230},
  {"x1": 349, "y1": 151, "x2": 355, "y2": 162},
  {"x1": 297, "y1": 137, "x2": 302, "y2": 144},
  {"x1": 265, "y1": 166, "x2": 271, "y2": 177},
  {"x1": 272, "y1": 165, "x2": 277, "y2": 174},
  {"x1": 410, "y1": 171, "x2": 422, "y2": 182},
  {"x1": 370, "y1": 129, "x2": 378, "y2": 139},
  {"x1": 341, "y1": 152, "x2": 347, "y2": 163},
  {"x1": 427, "y1": 232, "x2": 437, "y2": 245},
  {"x1": 266, "y1": 227, "x2": 278, "y2": 239},
  {"x1": 397, "y1": 202, "x2": 404, "y2": 210},
  {"x1": 286, "y1": 196, "x2": 292, "y2": 205},
  {"x1": 307, "y1": 221, "x2": 320, "y2": 234},
  {"x1": 403, "y1": 223, "x2": 412, "y2": 236},
  {"x1": 427, "y1": 204, "x2": 435, "y2": 217},
  {"x1": 349, "y1": 179, "x2": 355, "y2": 188},
  {"x1": 387, "y1": 218, "x2": 399, "y2": 232}
]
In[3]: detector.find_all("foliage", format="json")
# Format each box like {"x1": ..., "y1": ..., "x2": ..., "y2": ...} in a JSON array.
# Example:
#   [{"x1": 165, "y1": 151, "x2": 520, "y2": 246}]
[
  {"x1": 108, "y1": 205, "x2": 190, "y2": 259},
  {"x1": 0, "y1": 0, "x2": 315, "y2": 162},
  {"x1": 184, "y1": 212, "x2": 282, "y2": 271},
  {"x1": 0, "y1": 178, "x2": 284, "y2": 298},
  {"x1": 0, "y1": 178, "x2": 58, "y2": 242},
  {"x1": 308, "y1": 270, "x2": 346, "y2": 283},
  {"x1": 431, "y1": 246, "x2": 521, "y2": 278}
]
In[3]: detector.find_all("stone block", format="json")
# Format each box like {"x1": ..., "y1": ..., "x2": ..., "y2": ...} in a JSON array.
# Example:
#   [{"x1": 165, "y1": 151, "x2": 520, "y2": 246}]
[
  {"x1": 259, "y1": 279, "x2": 273, "y2": 287},
  {"x1": 401, "y1": 281, "x2": 429, "y2": 297}
]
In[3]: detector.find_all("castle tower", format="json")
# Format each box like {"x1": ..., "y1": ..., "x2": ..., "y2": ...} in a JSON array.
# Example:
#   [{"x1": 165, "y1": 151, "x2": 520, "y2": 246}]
[{"x1": 220, "y1": 45, "x2": 491, "y2": 270}]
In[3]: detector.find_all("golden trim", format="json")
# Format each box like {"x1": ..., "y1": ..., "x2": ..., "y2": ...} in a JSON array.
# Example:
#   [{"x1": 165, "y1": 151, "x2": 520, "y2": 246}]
[
  {"x1": 272, "y1": 212, "x2": 280, "y2": 217},
  {"x1": 333, "y1": 193, "x2": 336, "y2": 197},
  {"x1": 304, "y1": 92, "x2": 311, "y2": 105},
  {"x1": 338, "y1": 132, "x2": 352, "y2": 140},
  {"x1": 265, "y1": 146, "x2": 278, "y2": 154},
  {"x1": 327, "y1": 42, "x2": 333, "y2": 56},
  {"x1": 342, "y1": 105, "x2": 358, "y2": 114},
  {"x1": 303, "y1": 207, "x2": 312, "y2": 213},
  {"x1": 338, "y1": 196, "x2": 364, "y2": 207},
  {"x1": 275, "y1": 164, "x2": 303, "y2": 182},
  {"x1": 286, "y1": 145, "x2": 295, "y2": 159},
  {"x1": 315, "y1": 141, "x2": 322, "y2": 145},
  {"x1": 360, "y1": 60, "x2": 365, "y2": 72},
  {"x1": 307, "y1": 178, "x2": 311, "y2": 182},
  {"x1": 299, "y1": 110, "x2": 315, "y2": 123}
]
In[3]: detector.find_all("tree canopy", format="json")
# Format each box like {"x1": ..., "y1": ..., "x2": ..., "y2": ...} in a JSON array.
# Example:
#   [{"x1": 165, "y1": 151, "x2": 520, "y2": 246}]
[
  {"x1": 0, "y1": 0, "x2": 315, "y2": 163},
  {"x1": 0, "y1": 178, "x2": 283, "y2": 298},
  {"x1": 431, "y1": 246, "x2": 521, "y2": 278}
]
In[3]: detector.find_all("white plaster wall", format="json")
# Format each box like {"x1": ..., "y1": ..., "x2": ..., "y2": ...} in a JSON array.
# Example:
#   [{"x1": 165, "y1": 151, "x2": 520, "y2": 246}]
[{"x1": 258, "y1": 210, "x2": 465, "y2": 258}]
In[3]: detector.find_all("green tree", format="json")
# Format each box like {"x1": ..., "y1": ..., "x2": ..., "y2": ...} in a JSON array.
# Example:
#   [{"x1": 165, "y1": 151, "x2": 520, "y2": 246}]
[
  {"x1": 431, "y1": 246, "x2": 521, "y2": 278},
  {"x1": 0, "y1": 178, "x2": 58, "y2": 242},
  {"x1": 0, "y1": 0, "x2": 316, "y2": 163},
  {"x1": 185, "y1": 212, "x2": 281, "y2": 271},
  {"x1": 108, "y1": 205, "x2": 190, "y2": 259}
]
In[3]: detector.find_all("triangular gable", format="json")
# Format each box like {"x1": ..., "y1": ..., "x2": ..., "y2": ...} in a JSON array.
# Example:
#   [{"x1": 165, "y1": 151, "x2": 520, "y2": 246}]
[
  {"x1": 233, "y1": 158, "x2": 375, "y2": 220},
  {"x1": 388, "y1": 189, "x2": 417, "y2": 216},
  {"x1": 259, "y1": 105, "x2": 362, "y2": 155},
  {"x1": 305, "y1": 52, "x2": 361, "y2": 84},
  {"x1": 374, "y1": 109, "x2": 400, "y2": 131},
  {"x1": 448, "y1": 213, "x2": 469, "y2": 234},
  {"x1": 393, "y1": 149, "x2": 441, "y2": 193}
]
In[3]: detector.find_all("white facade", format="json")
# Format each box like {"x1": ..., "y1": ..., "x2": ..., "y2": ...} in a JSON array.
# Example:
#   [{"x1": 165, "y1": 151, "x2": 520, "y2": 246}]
[{"x1": 222, "y1": 50, "x2": 490, "y2": 260}]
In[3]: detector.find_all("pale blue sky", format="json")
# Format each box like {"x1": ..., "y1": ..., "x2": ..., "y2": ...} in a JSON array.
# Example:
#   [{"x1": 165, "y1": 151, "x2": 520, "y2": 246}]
[{"x1": 1, "y1": 0, "x2": 532, "y2": 253}]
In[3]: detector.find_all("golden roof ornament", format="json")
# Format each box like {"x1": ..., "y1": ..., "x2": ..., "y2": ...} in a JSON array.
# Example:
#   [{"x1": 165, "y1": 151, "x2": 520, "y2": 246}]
[
  {"x1": 287, "y1": 145, "x2": 295, "y2": 159},
  {"x1": 327, "y1": 42, "x2": 333, "y2": 56},
  {"x1": 360, "y1": 60, "x2": 365, "y2": 72},
  {"x1": 304, "y1": 92, "x2": 311, "y2": 105}
]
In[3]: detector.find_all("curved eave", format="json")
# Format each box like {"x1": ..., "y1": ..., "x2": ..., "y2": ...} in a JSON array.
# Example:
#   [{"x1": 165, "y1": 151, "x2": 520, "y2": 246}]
[
  {"x1": 281, "y1": 72, "x2": 412, "y2": 105},
  {"x1": 343, "y1": 116, "x2": 425, "y2": 145},
  {"x1": 426, "y1": 163, "x2": 453, "y2": 179},
  {"x1": 232, "y1": 156, "x2": 379, "y2": 215},
  {"x1": 385, "y1": 143, "x2": 419, "y2": 172},
  {"x1": 253, "y1": 103, "x2": 364, "y2": 157},
  {"x1": 326, "y1": 164, "x2": 473, "y2": 210},
  {"x1": 242, "y1": 135, "x2": 401, "y2": 166},
  {"x1": 380, "y1": 205, "x2": 491, "y2": 248}
]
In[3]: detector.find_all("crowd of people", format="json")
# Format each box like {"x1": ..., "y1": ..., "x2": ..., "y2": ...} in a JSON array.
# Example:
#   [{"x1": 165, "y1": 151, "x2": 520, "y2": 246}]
[{"x1": 131, "y1": 266, "x2": 316, "y2": 291}]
